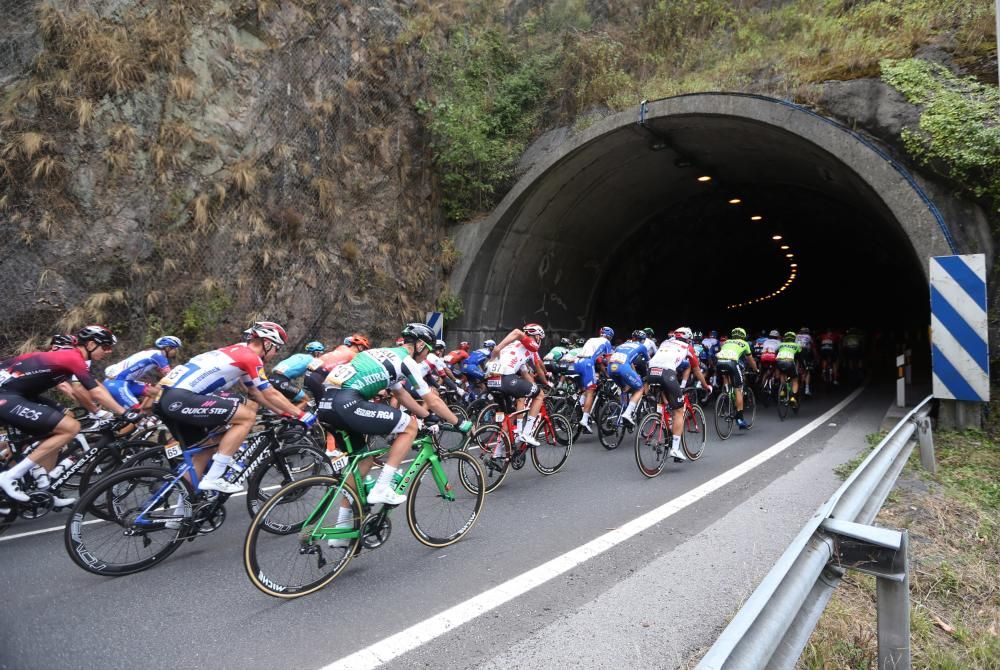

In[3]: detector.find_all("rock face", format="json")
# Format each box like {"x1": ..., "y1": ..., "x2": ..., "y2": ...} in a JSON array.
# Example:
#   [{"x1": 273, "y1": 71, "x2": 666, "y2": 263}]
[{"x1": 0, "y1": 0, "x2": 447, "y2": 353}]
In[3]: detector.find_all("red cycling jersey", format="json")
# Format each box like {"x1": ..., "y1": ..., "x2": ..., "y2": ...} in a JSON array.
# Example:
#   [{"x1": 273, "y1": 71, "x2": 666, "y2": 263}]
[
  {"x1": 0, "y1": 349, "x2": 98, "y2": 395},
  {"x1": 444, "y1": 349, "x2": 469, "y2": 366}
]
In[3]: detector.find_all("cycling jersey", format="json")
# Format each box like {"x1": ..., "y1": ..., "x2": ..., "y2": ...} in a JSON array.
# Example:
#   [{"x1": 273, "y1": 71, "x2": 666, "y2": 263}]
[
  {"x1": 574, "y1": 337, "x2": 612, "y2": 390},
  {"x1": 159, "y1": 343, "x2": 270, "y2": 394},
  {"x1": 443, "y1": 349, "x2": 469, "y2": 366},
  {"x1": 325, "y1": 347, "x2": 430, "y2": 399},
  {"x1": 642, "y1": 337, "x2": 657, "y2": 358},
  {"x1": 0, "y1": 349, "x2": 98, "y2": 395},
  {"x1": 701, "y1": 337, "x2": 720, "y2": 359},
  {"x1": 272, "y1": 353, "x2": 313, "y2": 380},
  {"x1": 753, "y1": 337, "x2": 768, "y2": 357},
  {"x1": 543, "y1": 346, "x2": 568, "y2": 362},
  {"x1": 795, "y1": 333, "x2": 814, "y2": 352},
  {"x1": 717, "y1": 338, "x2": 751, "y2": 363},
  {"x1": 460, "y1": 348, "x2": 490, "y2": 382},
  {"x1": 104, "y1": 349, "x2": 171, "y2": 381},
  {"x1": 649, "y1": 338, "x2": 698, "y2": 373},
  {"x1": 760, "y1": 337, "x2": 781, "y2": 365},
  {"x1": 608, "y1": 341, "x2": 648, "y2": 391},
  {"x1": 776, "y1": 341, "x2": 802, "y2": 378},
  {"x1": 425, "y1": 352, "x2": 450, "y2": 377},
  {"x1": 486, "y1": 339, "x2": 536, "y2": 377},
  {"x1": 843, "y1": 332, "x2": 863, "y2": 351},
  {"x1": 818, "y1": 331, "x2": 840, "y2": 351}
]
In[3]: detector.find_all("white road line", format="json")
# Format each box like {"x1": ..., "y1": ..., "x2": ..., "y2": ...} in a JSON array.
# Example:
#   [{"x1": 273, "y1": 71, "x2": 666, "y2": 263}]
[{"x1": 323, "y1": 385, "x2": 867, "y2": 670}]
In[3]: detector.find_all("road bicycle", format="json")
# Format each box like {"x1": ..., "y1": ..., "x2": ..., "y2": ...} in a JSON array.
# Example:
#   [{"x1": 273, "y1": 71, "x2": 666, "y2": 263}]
[
  {"x1": 64, "y1": 417, "x2": 329, "y2": 576},
  {"x1": 244, "y1": 423, "x2": 485, "y2": 598},
  {"x1": 465, "y1": 394, "x2": 573, "y2": 493},
  {"x1": 634, "y1": 389, "x2": 707, "y2": 478},
  {"x1": 596, "y1": 384, "x2": 655, "y2": 450},
  {"x1": 713, "y1": 373, "x2": 756, "y2": 440},
  {"x1": 776, "y1": 374, "x2": 799, "y2": 421}
]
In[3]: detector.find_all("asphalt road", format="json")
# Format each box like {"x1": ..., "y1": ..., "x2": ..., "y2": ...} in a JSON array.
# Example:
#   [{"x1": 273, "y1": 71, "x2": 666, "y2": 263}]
[{"x1": 0, "y1": 384, "x2": 889, "y2": 670}]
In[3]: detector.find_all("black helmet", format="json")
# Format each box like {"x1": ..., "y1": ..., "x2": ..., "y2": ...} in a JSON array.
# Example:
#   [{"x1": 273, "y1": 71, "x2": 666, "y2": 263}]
[
  {"x1": 75, "y1": 325, "x2": 117, "y2": 348},
  {"x1": 401, "y1": 322, "x2": 435, "y2": 347},
  {"x1": 559, "y1": 337, "x2": 571, "y2": 347},
  {"x1": 575, "y1": 337, "x2": 585, "y2": 347},
  {"x1": 631, "y1": 329, "x2": 646, "y2": 341},
  {"x1": 50, "y1": 334, "x2": 77, "y2": 349}
]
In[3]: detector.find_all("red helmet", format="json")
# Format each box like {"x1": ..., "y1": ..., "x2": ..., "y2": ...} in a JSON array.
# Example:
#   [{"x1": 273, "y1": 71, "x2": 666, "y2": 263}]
[
  {"x1": 243, "y1": 320, "x2": 287, "y2": 346},
  {"x1": 348, "y1": 334, "x2": 370, "y2": 350}
]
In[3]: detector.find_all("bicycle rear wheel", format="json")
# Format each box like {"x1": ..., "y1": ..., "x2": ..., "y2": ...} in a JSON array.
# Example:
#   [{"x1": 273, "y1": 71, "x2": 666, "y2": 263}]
[
  {"x1": 714, "y1": 393, "x2": 734, "y2": 440},
  {"x1": 530, "y1": 414, "x2": 572, "y2": 475},
  {"x1": 246, "y1": 443, "x2": 334, "y2": 519},
  {"x1": 77, "y1": 439, "x2": 158, "y2": 494},
  {"x1": 64, "y1": 466, "x2": 189, "y2": 576},
  {"x1": 634, "y1": 413, "x2": 667, "y2": 478},
  {"x1": 244, "y1": 475, "x2": 360, "y2": 598},
  {"x1": 597, "y1": 401, "x2": 625, "y2": 450},
  {"x1": 777, "y1": 384, "x2": 789, "y2": 421},
  {"x1": 406, "y1": 452, "x2": 485, "y2": 548},
  {"x1": 463, "y1": 424, "x2": 511, "y2": 493},
  {"x1": 681, "y1": 405, "x2": 707, "y2": 460},
  {"x1": 743, "y1": 387, "x2": 757, "y2": 427}
]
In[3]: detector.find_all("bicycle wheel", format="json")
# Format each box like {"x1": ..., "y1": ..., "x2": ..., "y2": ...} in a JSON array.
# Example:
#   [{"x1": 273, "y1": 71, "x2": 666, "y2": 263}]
[
  {"x1": 463, "y1": 424, "x2": 511, "y2": 493},
  {"x1": 777, "y1": 383, "x2": 789, "y2": 421},
  {"x1": 743, "y1": 387, "x2": 757, "y2": 428},
  {"x1": 565, "y1": 400, "x2": 584, "y2": 441},
  {"x1": 714, "y1": 393, "x2": 734, "y2": 440},
  {"x1": 634, "y1": 413, "x2": 667, "y2": 478},
  {"x1": 597, "y1": 401, "x2": 625, "y2": 450},
  {"x1": 681, "y1": 405, "x2": 707, "y2": 460},
  {"x1": 406, "y1": 451, "x2": 485, "y2": 548},
  {"x1": 77, "y1": 440, "x2": 158, "y2": 494},
  {"x1": 64, "y1": 466, "x2": 189, "y2": 576},
  {"x1": 244, "y1": 475, "x2": 361, "y2": 598},
  {"x1": 531, "y1": 414, "x2": 572, "y2": 475},
  {"x1": 448, "y1": 403, "x2": 469, "y2": 424},
  {"x1": 246, "y1": 443, "x2": 334, "y2": 519},
  {"x1": 474, "y1": 402, "x2": 500, "y2": 429}
]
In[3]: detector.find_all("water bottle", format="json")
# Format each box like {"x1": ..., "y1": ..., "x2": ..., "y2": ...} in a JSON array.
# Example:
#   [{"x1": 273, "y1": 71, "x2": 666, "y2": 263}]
[
  {"x1": 30, "y1": 465, "x2": 50, "y2": 490},
  {"x1": 363, "y1": 475, "x2": 377, "y2": 495},
  {"x1": 49, "y1": 456, "x2": 76, "y2": 480},
  {"x1": 225, "y1": 458, "x2": 247, "y2": 483},
  {"x1": 391, "y1": 471, "x2": 403, "y2": 490}
]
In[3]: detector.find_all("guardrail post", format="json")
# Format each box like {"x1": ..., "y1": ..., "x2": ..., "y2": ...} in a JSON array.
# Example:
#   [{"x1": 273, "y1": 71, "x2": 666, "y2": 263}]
[
  {"x1": 877, "y1": 531, "x2": 910, "y2": 670},
  {"x1": 915, "y1": 417, "x2": 936, "y2": 475},
  {"x1": 896, "y1": 355, "x2": 906, "y2": 407}
]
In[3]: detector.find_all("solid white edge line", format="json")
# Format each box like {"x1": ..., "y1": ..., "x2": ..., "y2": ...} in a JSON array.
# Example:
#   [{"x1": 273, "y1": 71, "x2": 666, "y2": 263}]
[{"x1": 322, "y1": 384, "x2": 867, "y2": 670}]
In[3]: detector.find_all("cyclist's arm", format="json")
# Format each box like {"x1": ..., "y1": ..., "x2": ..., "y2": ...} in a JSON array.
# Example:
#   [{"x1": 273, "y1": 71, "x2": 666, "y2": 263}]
[
  {"x1": 489, "y1": 329, "x2": 525, "y2": 359},
  {"x1": 87, "y1": 384, "x2": 129, "y2": 415},
  {"x1": 390, "y1": 386, "x2": 460, "y2": 425},
  {"x1": 248, "y1": 384, "x2": 305, "y2": 417}
]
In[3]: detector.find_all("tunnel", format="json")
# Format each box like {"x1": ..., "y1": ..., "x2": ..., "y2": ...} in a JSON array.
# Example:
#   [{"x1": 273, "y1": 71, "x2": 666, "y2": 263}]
[{"x1": 449, "y1": 93, "x2": 959, "y2": 369}]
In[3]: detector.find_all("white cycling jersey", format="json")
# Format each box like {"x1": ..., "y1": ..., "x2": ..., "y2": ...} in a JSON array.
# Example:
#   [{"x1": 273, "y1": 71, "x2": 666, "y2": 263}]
[
  {"x1": 643, "y1": 337, "x2": 657, "y2": 358},
  {"x1": 762, "y1": 338, "x2": 781, "y2": 354},
  {"x1": 795, "y1": 333, "x2": 813, "y2": 351},
  {"x1": 649, "y1": 338, "x2": 693, "y2": 371},
  {"x1": 160, "y1": 344, "x2": 269, "y2": 394},
  {"x1": 579, "y1": 337, "x2": 610, "y2": 359},
  {"x1": 486, "y1": 340, "x2": 534, "y2": 376}
]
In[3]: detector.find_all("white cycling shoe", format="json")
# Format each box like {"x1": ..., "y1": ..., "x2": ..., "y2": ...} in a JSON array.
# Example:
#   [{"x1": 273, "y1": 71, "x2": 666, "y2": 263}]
[
  {"x1": 367, "y1": 483, "x2": 405, "y2": 506},
  {"x1": 668, "y1": 445, "x2": 687, "y2": 461},
  {"x1": 0, "y1": 472, "x2": 30, "y2": 503},
  {"x1": 198, "y1": 477, "x2": 244, "y2": 495},
  {"x1": 517, "y1": 432, "x2": 540, "y2": 447}
]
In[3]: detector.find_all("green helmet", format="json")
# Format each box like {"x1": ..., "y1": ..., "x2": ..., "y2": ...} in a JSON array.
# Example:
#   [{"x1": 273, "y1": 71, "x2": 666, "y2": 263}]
[
  {"x1": 783, "y1": 331, "x2": 797, "y2": 342},
  {"x1": 731, "y1": 327, "x2": 747, "y2": 340}
]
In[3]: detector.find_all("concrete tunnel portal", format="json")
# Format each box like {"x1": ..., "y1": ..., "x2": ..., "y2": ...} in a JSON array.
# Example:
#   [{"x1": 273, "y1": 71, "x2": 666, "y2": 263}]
[{"x1": 449, "y1": 93, "x2": 958, "y2": 354}]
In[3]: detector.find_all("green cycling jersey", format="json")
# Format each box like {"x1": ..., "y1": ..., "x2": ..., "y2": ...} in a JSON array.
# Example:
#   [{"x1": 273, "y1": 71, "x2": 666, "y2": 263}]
[
  {"x1": 717, "y1": 338, "x2": 751, "y2": 362},
  {"x1": 543, "y1": 346, "x2": 568, "y2": 362},
  {"x1": 329, "y1": 346, "x2": 430, "y2": 400},
  {"x1": 776, "y1": 341, "x2": 802, "y2": 361}
]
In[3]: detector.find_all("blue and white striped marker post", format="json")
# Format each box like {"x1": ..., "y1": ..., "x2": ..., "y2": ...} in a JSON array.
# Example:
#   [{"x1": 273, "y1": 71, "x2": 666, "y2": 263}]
[
  {"x1": 426, "y1": 311, "x2": 443, "y2": 340},
  {"x1": 929, "y1": 254, "x2": 989, "y2": 402}
]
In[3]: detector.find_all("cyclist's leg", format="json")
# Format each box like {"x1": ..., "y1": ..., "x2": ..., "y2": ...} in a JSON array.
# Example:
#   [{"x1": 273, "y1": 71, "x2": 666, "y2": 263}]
[{"x1": 0, "y1": 395, "x2": 79, "y2": 500}]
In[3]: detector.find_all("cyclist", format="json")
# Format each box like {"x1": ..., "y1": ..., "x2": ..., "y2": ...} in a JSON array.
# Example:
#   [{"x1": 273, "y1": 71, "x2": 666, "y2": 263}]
[
  {"x1": 575, "y1": 326, "x2": 614, "y2": 433},
  {"x1": 795, "y1": 327, "x2": 819, "y2": 396},
  {"x1": 641, "y1": 328, "x2": 658, "y2": 358},
  {"x1": 0, "y1": 326, "x2": 139, "y2": 504},
  {"x1": 316, "y1": 322, "x2": 472, "y2": 506},
  {"x1": 304, "y1": 334, "x2": 370, "y2": 399},
  {"x1": 458, "y1": 339, "x2": 494, "y2": 391},
  {"x1": 486, "y1": 324, "x2": 548, "y2": 445},
  {"x1": 776, "y1": 331, "x2": 803, "y2": 407},
  {"x1": 542, "y1": 337, "x2": 572, "y2": 378},
  {"x1": 758, "y1": 329, "x2": 782, "y2": 388},
  {"x1": 270, "y1": 341, "x2": 325, "y2": 405},
  {"x1": 842, "y1": 327, "x2": 865, "y2": 382},
  {"x1": 427, "y1": 340, "x2": 463, "y2": 396},
  {"x1": 701, "y1": 330, "x2": 721, "y2": 386},
  {"x1": 818, "y1": 327, "x2": 841, "y2": 386},
  {"x1": 611, "y1": 330, "x2": 650, "y2": 427},
  {"x1": 715, "y1": 327, "x2": 758, "y2": 430},
  {"x1": 443, "y1": 341, "x2": 471, "y2": 372},
  {"x1": 752, "y1": 330, "x2": 769, "y2": 362},
  {"x1": 103, "y1": 335, "x2": 182, "y2": 411},
  {"x1": 155, "y1": 321, "x2": 317, "y2": 494},
  {"x1": 646, "y1": 327, "x2": 711, "y2": 460},
  {"x1": 48, "y1": 334, "x2": 99, "y2": 415}
]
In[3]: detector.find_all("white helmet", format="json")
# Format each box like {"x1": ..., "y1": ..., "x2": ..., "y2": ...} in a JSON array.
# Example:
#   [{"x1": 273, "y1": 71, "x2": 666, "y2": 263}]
[{"x1": 674, "y1": 327, "x2": 693, "y2": 341}]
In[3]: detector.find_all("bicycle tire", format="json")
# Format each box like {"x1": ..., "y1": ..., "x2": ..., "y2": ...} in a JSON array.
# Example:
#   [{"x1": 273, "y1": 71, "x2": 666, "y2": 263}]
[
  {"x1": 64, "y1": 466, "x2": 189, "y2": 576},
  {"x1": 244, "y1": 475, "x2": 361, "y2": 598},
  {"x1": 474, "y1": 402, "x2": 500, "y2": 430},
  {"x1": 743, "y1": 387, "x2": 757, "y2": 428},
  {"x1": 245, "y1": 443, "x2": 334, "y2": 520},
  {"x1": 406, "y1": 451, "x2": 485, "y2": 548},
  {"x1": 77, "y1": 439, "x2": 158, "y2": 494},
  {"x1": 530, "y1": 413, "x2": 572, "y2": 475},
  {"x1": 597, "y1": 401, "x2": 625, "y2": 450},
  {"x1": 714, "y1": 393, "x2": 734, "y2": 440},
  {"x1": 464, "y1": 424, "x2": 511, "y2": 493},
  {"x1": 634, "y1": 413, "x2": 667, "y2": 478},
  {"x1": 448, "y1": 403, "x2": 469, "y2": 424},
  {"x1": 777, "y1": 384, "x2": 789, "y2": 421},
  {"x1": 681, "y1": 405, "x2": 707, "y2": 460}
]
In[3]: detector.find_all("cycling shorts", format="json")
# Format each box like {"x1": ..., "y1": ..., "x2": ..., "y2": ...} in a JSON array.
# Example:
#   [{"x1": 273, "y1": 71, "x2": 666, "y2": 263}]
[
  {"x1": 316, "y1": 388, "x2": 410, "y2": 447},
  {"x1": 0, "y1": 392, "x2": 66, "y2": 435},
  {"x1": 460, "y1": 365, "x2": 485, "y2": 383},
  {"x1": 716, "y1": 359, "x2": 745, "y2": 389},
  {"x1": 303, "y1": 370, "x2": 326, "y2": 400},
  {"x1": 776, "y1": 359, "x2": 799, "y2": 379},
  {"x1": 103, "y1": 379, "x2": 147, "y2": 409},
  {"x1": 155, "y1": 387, "x2": 242, "y2": 447},
  {"x1": 609, "y1": 363, "x2": 643, "y2": 392},
  {"x1": 270, "y1": 372, "x2": 305, "y2": 403},
  {"x1": 799, "y1": 351, "x2": 815, "y2": 369},
  {"x1": 573, "y1": 358, "x2": 598, "y2": 390},
  {"x1": 819, "y1": 346, "x2": 837, "y2": 361},
  {"x1": 485, "y1": 374, "x2": 539, "y2": 399},
  {"x1": 644, "y1": 367, "x2": 684, "y2": 410}
]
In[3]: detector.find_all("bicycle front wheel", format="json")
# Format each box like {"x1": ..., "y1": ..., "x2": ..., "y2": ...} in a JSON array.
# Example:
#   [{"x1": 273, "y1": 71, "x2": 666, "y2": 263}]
[
  {"x1": 714, "y1": 393, "x2": 734, "y2": 440},
  {"x1": 634, "y1": 413, "x2": 667, "y2": 478},
  {"x1": 407, "y1": 451, "x2": 485, "y2": 548},
  {"x1": 681, "y1": 405, "x2": 707, "y2": 460},
  {"x1": 464, "y1": 424, "x2": 511, "y2": 493},
  {"x1": 244, "y1": 475, "x2": 361, "y2": 598},
  {"x1": 245, "y1": 443, "x2": 334, "y2": 519},
  {"x1": 777, "y1": 384, "x2": 789, "y2": 421},
  {"x1": 64, "y1": 466, "x2": 189, "y2": 576},
  {"x1": 530, "y1": 413, "x2": 572, "y2": 475},
  {"x1": 743, "y1": 387, "x2": 757, "y2": 428}
]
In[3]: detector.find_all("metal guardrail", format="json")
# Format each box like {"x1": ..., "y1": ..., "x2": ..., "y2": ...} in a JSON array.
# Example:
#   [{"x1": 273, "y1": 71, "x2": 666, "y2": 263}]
[{"x1": 697, "y1": 395, "x2": 935, "y2": 670}]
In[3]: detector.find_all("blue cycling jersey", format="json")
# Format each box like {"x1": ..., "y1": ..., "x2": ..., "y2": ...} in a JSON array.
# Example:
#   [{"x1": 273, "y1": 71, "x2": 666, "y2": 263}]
[
  {"x1": 611, "y1": 341, "x2": 648, "y2": 366},
  {"x1": 464, "y1": 349, "x2": 490, "y2": 368},
  {"x1": 272, "y1": 353, "x2": 313, "y2": 379},
  {"x1": 104, "y1": 349, "x2": 170, "y2": 381}
]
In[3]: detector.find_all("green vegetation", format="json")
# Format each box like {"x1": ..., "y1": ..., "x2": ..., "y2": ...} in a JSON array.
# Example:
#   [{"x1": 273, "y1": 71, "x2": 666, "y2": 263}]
[
  {"x1": 181, "y1": 287, "x2": 234, "y2": 345},
  {"x1": 435, "y1": 289, "x2": 464, "y2": 321}
]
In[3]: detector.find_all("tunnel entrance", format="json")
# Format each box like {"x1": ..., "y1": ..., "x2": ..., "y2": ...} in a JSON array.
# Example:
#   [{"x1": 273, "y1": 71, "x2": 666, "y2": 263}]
[{"x1": 450, "y1": 94, "x2": 956, "y2": 377}]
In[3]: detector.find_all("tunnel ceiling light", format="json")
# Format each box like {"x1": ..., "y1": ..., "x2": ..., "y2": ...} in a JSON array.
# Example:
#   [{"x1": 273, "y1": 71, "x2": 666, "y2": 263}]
[
  {"x1": 751, "y1": 215, "x2": 763, "y2": 221},
  {"x1": 697, "y1": 175, "x2": 712, "y2": 182},
  {"x1": 772, "y1": 235, "x2": 782, "y2": 240},
  {"x1": 780, "y1": 245, "x2": 789, "y2": 250},
  {"x1": 790, "y1": 263, "x2": 798, "y2": 267},
  {"x1": 786, "y1": 253, "x2": 794, "y2": 258},
  {"x1": 728, "y1": 198, "x2": 742, "y2": 204}
]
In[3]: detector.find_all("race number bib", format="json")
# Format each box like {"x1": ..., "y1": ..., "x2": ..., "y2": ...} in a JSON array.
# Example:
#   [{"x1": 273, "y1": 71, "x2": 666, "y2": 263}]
[
  {"x1": 164, "y1": 443, "x2": 183, "y2": 459},
  {"x1": 327, "y1": 363, "x2": 356, "y2": 386},
  {"x1": 486, "y1": 375, "x2": 502, "y2": 389},
  {"x1": 158, "y1": 364, "x2": 188, "y2": 388},
  {"x1": 650, "y1": 367, "x2": 663, "y2": 377},
  {"x1": 610, "y1": 352, "x2": 628, "y2": 364},
  {"x1": 485, "y1": 360, "x2": 503, "y2": 375}
]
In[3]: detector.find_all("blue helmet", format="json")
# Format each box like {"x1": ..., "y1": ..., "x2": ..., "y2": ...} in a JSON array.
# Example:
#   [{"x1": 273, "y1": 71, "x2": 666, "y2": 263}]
[
  {"x1": 304, "y1": 341, "x2": 325, "y2": 353},
  {"x1": 155, "y1": 335, "x2": 182, "y2": 349},
  {"x1": 483, "y1": 339, "x2": 497, "y2": 350},
  {"x1": 600, "y1": 326, "x2": 614, "y2": 339}
]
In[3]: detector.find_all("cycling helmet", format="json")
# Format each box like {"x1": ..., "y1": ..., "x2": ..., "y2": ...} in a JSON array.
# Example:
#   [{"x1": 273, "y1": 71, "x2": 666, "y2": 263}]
[
  {"x1": 600, "y1": 326, "x2": 614, "y2": 339},
  {"x1": 435, "y1": 339, "x2": 447, "y2": 351},
  {"x1": 460, "y1": 341, "x2": 470, "y2": 351},
  {"x1": 730, "y1": 327, "x2": 747, "y2": 340},
  {"x1": 401, "y1": 322, "x2": 436, "y2": 347},
  {"x1": 50, "y1": 333, "x2": 77, "y2": 350},
  {"x1": 799, "y1": 327, "x2": 811, "y2": 335},
  {"x1": 709, "y1": 330, "x2": 718, "y2": 338},
  {"x1": 347, "y1": 334, "x2": 370, "y2": 350},
  {"x1": 674, "y1": 327, "x2": 693, "y2": 341},
  {"x1": 76, "y1": 325, "x2": 117, "y2": 348},
  {"x1": 575, "y1": 337, "x2": 585, "y2": 347},
  {"x1": 523, "y1": 323, "x2": 545, "y2": 338},
  {"x1": 769, "y1": 330, "x2": 780, "y2": 338},
  {"x1": 784, "y1": 331, "x2": 797, "y2": 342},
  {"x1": 483, "y1": 339, "x2": 497, "y2": 350},
  {"x1": 155, "y1": 335, "x2": 182, "y2": 349},
  {"x1": 559, "y1": 337, "x2": 571, "y2": 347},
  {"x1": 304, "y1": 341, "x2": 325, "y2": 353},
  {"x1": 244, "y1": 320, "x2": 287, "y2": 346},
  {"x1": 631, "y1": 329, "x2": 646, "y2": 341},
  {"x1": 643, "y1": 327, "x2": 655, "y2": 338}
]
